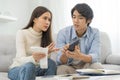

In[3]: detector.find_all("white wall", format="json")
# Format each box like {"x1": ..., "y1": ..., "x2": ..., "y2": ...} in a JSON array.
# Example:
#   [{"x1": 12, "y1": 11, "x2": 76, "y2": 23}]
[
  {"x1": 0, "y1": 0, "x2": 120, "y2": 54},
  {"x1": 0, "y1": 0, "x2": 31, "y2": 35},
  {"x1": 32, "y1": 0, "x2": 120, "y2": 54},
  {"x1": 0, "y1": 0, "x2": 67, "y2": 35}
]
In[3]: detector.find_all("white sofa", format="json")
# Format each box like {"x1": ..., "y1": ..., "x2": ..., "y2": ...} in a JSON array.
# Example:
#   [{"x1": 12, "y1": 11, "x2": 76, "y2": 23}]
[{"x1": 0, "y1": 32, "x2": 120, "y2": 80}]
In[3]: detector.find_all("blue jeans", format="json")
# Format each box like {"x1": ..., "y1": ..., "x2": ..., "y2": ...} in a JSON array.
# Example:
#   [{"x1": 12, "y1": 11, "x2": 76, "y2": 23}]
[{"x1": 8, "y1": 59, "x2": 56, "y2": 80}]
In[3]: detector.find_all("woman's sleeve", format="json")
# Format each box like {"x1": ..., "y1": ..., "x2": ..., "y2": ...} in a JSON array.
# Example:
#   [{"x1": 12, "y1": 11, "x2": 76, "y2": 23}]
[{"x1": 15, "y1": 30, "x2": 36, "y2": 65}]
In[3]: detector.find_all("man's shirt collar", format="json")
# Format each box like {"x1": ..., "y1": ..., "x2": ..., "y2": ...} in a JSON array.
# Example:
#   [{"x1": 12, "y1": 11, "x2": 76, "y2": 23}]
[{"x1": 71, "y1": 25, "x2": 90, "y2": 39}]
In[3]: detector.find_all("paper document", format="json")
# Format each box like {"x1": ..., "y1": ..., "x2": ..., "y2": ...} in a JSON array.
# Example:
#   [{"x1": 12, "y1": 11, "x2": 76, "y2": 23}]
[
  {"x1": 54, "y1": 74, "x2": 89, "y2": 80},
  {"x1": 76, "y1": 69, "x2": 120, "y2": 75},
  {"x1": 31, "y1": 46, "x2": 48, "y2": 69}
]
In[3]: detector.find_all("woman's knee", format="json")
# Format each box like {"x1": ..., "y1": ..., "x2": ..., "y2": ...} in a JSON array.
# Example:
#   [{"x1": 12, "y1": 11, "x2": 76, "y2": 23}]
[
  {"x1": 22, "y1": 62, "x2": 36, "y2": 69},
  {"x1": 8, "y1": 67, "x2": 20, "y2": 80},
  {"x1": 20, "y1": 62, "x2": 36, "y2": 74},
  {"x1": 8, "y1": 62, "x2": 36, "y2": 80}
]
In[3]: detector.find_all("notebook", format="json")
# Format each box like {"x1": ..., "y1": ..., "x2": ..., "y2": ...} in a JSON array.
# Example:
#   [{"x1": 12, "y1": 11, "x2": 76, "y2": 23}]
[{"x1": 76, "y1": 69, "x2": 120, "y2": 76}]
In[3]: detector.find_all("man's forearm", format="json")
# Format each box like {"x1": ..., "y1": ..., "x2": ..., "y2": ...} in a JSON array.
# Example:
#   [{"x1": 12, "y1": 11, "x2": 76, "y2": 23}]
[{"x1": 79, "y1": 53, "x2": 92, "y2": 63}]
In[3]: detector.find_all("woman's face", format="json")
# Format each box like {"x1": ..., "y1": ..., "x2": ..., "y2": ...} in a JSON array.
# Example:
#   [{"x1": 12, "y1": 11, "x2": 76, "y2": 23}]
[
  {"x1": 72, "y1": 10, "x2": 90, "y2": 32},
  {"x1": 33, "y1": 12, "x2": 51, "y2": 32}
]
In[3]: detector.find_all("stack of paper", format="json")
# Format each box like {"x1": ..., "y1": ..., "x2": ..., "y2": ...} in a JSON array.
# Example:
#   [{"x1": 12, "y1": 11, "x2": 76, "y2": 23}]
[{"x1": 76, "y1": 69, "x2": 120, "y2": 76}]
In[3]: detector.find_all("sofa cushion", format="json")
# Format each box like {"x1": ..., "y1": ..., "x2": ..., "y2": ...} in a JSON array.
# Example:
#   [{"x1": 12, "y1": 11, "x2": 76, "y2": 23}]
[
  {"x1": 0, "y1": 72, "x2": 9, "y2": 80},
  {"x1": 106, "y1": 54, "x2": 120, "y2": 65},
  {"x1": 0, "y1": 35, "x2": 16, "y2": 72},
  {"x1": 100, "y1": 32, "x2": 112, "y2": 63},
  {"x1": 102, "y1": 64, "x2": 120, "y2": 70}
]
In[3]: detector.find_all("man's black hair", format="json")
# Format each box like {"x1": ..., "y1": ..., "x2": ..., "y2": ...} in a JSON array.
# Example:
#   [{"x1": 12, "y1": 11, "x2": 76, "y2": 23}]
[{"x1": 71, "y1": 3, "x2": 94, "y2": 26}]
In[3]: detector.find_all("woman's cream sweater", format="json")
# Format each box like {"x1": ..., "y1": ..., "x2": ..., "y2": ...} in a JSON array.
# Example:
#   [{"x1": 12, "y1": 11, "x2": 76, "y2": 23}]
[{"x1": 10, "y1": 27, "x2": 43, "y2": 68}]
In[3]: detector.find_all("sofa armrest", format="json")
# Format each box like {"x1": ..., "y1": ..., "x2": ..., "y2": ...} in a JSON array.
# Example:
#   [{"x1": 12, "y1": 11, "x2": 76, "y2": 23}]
[{"x1": 106, "y1": 54, "x2": 120, "y2": 65}]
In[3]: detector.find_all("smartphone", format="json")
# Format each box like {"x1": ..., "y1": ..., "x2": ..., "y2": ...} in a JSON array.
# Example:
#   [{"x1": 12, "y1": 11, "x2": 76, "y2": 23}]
[{"x1": 68, "y1": 37, "x2": 79, "y2": 51}]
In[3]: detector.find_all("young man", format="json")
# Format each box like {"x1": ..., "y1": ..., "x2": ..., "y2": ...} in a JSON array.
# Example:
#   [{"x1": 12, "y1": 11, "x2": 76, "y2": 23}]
[{"x1": 56, "y1": 3, "x2": 103, "y2": 74}]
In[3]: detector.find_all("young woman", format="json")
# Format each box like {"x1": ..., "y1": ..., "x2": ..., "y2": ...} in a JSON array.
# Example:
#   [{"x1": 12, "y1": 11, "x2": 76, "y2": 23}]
[{"x1": 8, "y1": 6, "x2": 58, "y2": 80}]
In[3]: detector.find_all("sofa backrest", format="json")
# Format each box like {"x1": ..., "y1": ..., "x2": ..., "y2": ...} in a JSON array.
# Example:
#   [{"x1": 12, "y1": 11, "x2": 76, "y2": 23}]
[
  {"x1": 0, "y1": 31, "x2": 112, "y2": 72},
  {"x1": 100, "y1": 32, "x2": 112, "y2": 63},
  {"x1": 0, "y1": 35, "x2": 16, "y2": 72}
]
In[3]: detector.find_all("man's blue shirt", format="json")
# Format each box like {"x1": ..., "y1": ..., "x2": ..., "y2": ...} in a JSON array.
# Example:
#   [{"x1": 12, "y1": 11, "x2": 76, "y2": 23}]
[{"x1": 56, "y1": 25, "x2": 100, "y2": 65}]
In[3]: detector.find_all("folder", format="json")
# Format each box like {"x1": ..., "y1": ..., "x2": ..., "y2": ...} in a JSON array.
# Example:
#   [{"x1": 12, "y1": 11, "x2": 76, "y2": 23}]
[{"x1": 76, "y1": 69, "x2": 120, "y2": 76}]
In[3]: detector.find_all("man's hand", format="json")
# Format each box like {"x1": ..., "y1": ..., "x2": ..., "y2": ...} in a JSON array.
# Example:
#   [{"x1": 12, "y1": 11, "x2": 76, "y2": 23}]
[
  {"x1": 60, "y1": 44, "x2": 69, "y2": 64},
  {"x1": 65, "y1": 45, "x2": 83, "y2": 60},
  {"x1": 65, "y1": 45, "x2": 92, "y2": 63}
]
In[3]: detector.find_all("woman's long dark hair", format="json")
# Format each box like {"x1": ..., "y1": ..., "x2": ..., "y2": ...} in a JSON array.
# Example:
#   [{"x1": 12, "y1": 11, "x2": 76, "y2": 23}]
[{"x1": 23, "y1": 6, "x2": 52, "y2": 47}]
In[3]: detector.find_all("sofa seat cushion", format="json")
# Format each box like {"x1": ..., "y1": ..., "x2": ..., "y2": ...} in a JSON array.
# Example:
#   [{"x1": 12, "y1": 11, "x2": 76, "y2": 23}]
[
  {"x1": 0, "y1": 72, "x2": 9, "y2": 80},
  {"x1": 106, "y1": 54, "x2": 120, "y2": 65},
  {"x1": 100, "y1": 32, "x2": 112, "y2": 64},
  {"x1": 102, "y1": 64, "x2": 120, "y2": 70}
]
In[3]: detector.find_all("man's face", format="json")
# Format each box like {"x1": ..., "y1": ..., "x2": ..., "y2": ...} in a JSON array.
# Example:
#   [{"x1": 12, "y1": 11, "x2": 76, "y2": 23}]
[{"x1": 72, "y1": 10, "x2": 90, "y2": 32}]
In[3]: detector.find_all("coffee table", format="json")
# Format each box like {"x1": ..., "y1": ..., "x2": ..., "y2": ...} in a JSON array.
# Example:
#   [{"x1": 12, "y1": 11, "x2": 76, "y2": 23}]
[{"x1": 36, "y1": 74, "x2": 120, "y2": 80}]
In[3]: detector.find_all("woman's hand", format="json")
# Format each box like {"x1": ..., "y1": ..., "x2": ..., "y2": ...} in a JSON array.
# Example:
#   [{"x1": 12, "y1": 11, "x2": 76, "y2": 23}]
[
  {"x1": 32, "y1": 52, "x2": 46, "y2": 62},
  {"x1": 47, "y1": 42, "x2": 59, "y2": 54}
]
